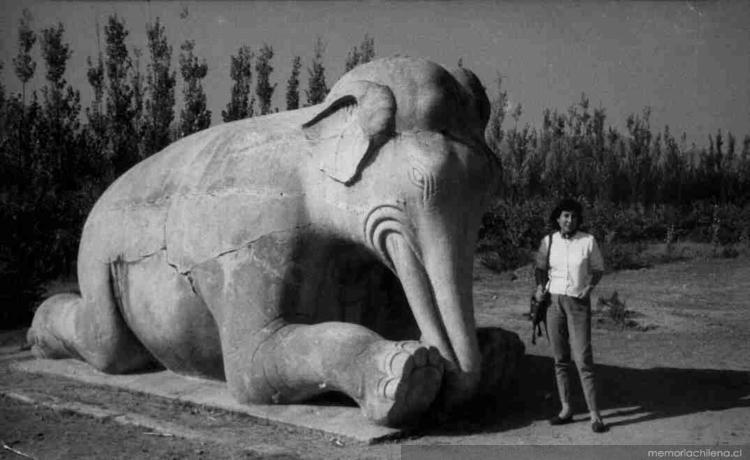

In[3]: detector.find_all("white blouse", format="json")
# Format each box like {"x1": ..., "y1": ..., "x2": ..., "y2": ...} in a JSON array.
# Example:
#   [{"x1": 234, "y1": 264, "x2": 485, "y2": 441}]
[{"x1": 536, "y1": 231, "x2": 604, "y2": 297}]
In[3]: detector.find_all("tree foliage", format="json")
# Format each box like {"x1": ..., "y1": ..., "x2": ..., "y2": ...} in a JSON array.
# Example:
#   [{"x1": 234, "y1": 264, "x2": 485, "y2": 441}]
[
  {"x1": 83, "y1": 24, "x2": 107, "y2": 180},
  {"x1": 37, "y1": 22, "x2": 85, "y2": 272},
  {"x1": 12, "y1": 9, "x2": 36, "y2": 102},
  {"x1": 130, "y1": 48, "x2": 146, "y2": 159},
  {"x1": 485, "y1": 73, "x2": 508, "y2": 155},
  {"x1": 285, "y1": 55, "x2": 301, "y2": 111},
  {"x1": 344, "y1": 34, "x2": 375, "y2": 72},
  {"x1": 142, "y1": 17, "x2": 176, "y2": 155},
  {"x1": 255, "y1": 44, "x2": 276, "y2": 115},
  {"x1": 103, "y1": 14, "x2": 140, "y2": 177},
  {"x1": 178, "y1": 40, "x2": 211, "y2": 137},
  {"x1": 306, "y1": 37, "x2": 328, "y2": 105},
  {"x1": 493, "y1": 94, "x2": 750, "y2": 208},
  {"x1": 222, "y1": 45, "x2": 254, "y2": 122},
  {"x1": 39, "y1": 22, "x2": 81, "y2": 181},
  {"x1": 1, "y1": 20, "x2": 87, "y2": 325}
]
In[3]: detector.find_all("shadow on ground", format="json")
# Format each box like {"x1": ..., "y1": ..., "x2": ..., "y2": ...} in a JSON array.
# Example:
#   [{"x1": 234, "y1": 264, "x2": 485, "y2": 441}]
[
  {"x1": 5, "y1": 326, "x2": 749, "y2": 439},
  {"x1": 416, "y1": 354, "x2": 750, "y2": 436}
]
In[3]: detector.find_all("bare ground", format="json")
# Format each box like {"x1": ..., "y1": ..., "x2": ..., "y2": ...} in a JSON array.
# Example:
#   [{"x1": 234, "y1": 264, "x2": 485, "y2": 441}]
[{"x1": 1, "y1": 253, "x2": 749, "y2": 458}]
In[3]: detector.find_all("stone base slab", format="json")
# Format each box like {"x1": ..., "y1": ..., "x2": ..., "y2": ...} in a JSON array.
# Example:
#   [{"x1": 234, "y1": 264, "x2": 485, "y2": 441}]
[{"x1": 10, "y1": 357, "x2": 403, "y2": 444}]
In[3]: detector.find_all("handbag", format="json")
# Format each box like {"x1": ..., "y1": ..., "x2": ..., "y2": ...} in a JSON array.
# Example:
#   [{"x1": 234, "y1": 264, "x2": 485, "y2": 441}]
[{"x1": 529, "y1": 233, "x2": 553, "y2": 345}]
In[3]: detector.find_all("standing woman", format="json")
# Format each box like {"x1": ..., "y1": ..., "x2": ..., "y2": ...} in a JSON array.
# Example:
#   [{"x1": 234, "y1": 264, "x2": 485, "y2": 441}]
[{"x1": 534, "y1": 198, "x2": 607, "y2": 433}]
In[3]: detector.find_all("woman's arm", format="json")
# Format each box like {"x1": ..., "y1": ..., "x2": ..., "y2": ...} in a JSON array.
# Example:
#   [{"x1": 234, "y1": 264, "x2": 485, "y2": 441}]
[
  {"x1": 581, "y1": 237, "x2": 605, "y2": 299},
  {"x1": 580, "y1": 270, "x2": 603, "y2": 300}
]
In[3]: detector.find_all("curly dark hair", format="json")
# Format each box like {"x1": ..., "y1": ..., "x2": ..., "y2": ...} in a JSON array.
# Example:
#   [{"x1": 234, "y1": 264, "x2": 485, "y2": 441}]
[{"x1": 549, "y1": 198, "x2": 584, "y2": 229}]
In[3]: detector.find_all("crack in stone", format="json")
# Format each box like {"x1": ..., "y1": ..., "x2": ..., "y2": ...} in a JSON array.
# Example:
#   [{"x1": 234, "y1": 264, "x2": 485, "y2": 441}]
[
  {"x1": 199, "y1": 225, "x2": 311, "y2": 264},
  {"x1": 162, "y1": 225, "x2": 313, "y2": 298},
  {"x1": 162, "y1": 257, "x2": 199, "y2": 297},
  {"x1": 112, "y1": 249, "x2": 165, "y2": 265}
]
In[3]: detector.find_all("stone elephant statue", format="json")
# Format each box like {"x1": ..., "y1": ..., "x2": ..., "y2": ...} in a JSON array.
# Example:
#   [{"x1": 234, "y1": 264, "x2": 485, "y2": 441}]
[{"x1": 27, "y1": 57, "x2": 513, "y2": 426}]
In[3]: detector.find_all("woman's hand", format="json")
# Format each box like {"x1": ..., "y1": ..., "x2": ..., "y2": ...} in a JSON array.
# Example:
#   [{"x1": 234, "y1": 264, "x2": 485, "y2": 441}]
[
  {"x1": 534, "y1": 285, "x2": 546, "y2": 302},
  {"x1": 579, "y1": 285, "x2": 594, "y2": 300}
]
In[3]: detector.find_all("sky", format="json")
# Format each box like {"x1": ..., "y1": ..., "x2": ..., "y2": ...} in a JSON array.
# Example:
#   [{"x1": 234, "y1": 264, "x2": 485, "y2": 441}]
[{"x1": 1, "y1": 0, "x2": 748, "y2": 146}]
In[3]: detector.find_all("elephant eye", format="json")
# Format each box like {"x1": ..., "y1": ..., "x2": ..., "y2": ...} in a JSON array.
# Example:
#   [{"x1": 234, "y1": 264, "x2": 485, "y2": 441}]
[
  {"x1": 409, "y1": 167, "x2": 425, "y2": 187},
  {"x1": 408, "y1": 165, "x2": 437, "y2": 204}
]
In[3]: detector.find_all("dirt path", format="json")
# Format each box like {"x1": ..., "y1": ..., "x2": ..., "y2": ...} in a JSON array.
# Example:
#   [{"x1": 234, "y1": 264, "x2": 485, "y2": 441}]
[
  {"x1": 1, "y1": 256, "x2": 749, "y2": 458},
  {"x1": 442, "y1": 254, "x2": 750, "y2": 445}
]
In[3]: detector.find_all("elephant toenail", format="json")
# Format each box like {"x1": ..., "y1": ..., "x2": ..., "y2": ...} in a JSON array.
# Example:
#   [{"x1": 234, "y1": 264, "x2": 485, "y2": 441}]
[
  {"x1": 384, "y1": 378, "x2": 400, "y2": 399},
  {"x1": 388, "y1": 350, "x2": 409, "y2": 374},
  {"x1": 413, "y1": 348, "x2": 427, "y2": 366},
  {"x1": 376, "y1": 376, "x2": 389, "y2": 397},
  {"x1": 427, "y1": 347, "x2": 442, "y2": 365},
  {"x1": 401, "y1": 341, "x2": 420, "y2": 353}
]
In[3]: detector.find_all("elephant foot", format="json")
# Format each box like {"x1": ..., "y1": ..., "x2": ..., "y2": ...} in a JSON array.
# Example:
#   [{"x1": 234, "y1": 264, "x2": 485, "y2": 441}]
[
  {"x1": 27, "y1": 293, "x2": 81, "y2": 360},
  {"x1": 423, "y1": 328, "x2": 524, "y2": 423},
  {"x1": 360, "y1": 341, "x2": 444, "y2": 426}
]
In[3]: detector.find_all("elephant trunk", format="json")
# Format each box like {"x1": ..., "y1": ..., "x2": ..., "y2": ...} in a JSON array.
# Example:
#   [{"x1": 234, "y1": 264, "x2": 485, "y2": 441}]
[
  {"x1": 422, "y1": 226, "x2": 481, "y2": 405},
  {"x1": 385, "y1": 226, "x2": 481, "y2": 407}
]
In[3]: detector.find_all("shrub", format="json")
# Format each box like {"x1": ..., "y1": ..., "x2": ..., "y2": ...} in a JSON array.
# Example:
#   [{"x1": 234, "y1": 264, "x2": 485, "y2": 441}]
[
  {"x1": 601, "y1": 243, "x2": 651, "y2": 271},
  {"x1": 594, "y1": 291, "x2": 647, "y2": 331},
  {"x1": 476, "y1": 197, "x2": 750, "y2": 274}
]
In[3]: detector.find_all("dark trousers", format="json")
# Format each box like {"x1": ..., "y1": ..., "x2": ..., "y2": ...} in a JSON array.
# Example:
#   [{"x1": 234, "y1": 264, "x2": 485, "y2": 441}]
[{"x1": 547, "y1": 294, "x2": 598, "y2": 414}]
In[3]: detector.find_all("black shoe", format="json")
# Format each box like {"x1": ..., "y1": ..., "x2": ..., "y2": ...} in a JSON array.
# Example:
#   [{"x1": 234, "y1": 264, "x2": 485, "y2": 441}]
[
  {"x1": 548, "y1": 414, "x2": 573, "y2": 425},
  {"x1": 591, "y1": 420, "x2": 608, "y2": 433}
]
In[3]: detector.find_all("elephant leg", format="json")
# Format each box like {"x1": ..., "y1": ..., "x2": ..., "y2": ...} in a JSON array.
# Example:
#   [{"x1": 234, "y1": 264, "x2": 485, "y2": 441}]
[
  {"x1": 111, "y1": 251, "x2": 224, "y2": 380},
  {"x1": 191, "y1": 249, "x2": 444, "y2": 426},
  {"x1": 255, "y1": 322, "x2": 444, "y2": 426},
  {"x1": 27, "y1": 293, "x2": 84, "y2": 361},
  {"x1": 27, "y1": 258, "x2": 156, "y2": 374}
]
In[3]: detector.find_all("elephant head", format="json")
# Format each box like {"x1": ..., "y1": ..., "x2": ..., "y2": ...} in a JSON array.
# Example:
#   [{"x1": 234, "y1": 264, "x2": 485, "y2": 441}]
[{"x1": 302, "y1": 57, "x2": 499, "y2": 407}]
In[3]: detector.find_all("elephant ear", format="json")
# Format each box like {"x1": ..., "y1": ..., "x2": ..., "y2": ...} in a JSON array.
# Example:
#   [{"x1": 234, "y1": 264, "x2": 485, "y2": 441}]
[
  {"x1": 450, "y1": 67, "x2": 491, "y2": 131},
  {"x1": 302, "y1": 81, "x2": 396, "y2": 185}
]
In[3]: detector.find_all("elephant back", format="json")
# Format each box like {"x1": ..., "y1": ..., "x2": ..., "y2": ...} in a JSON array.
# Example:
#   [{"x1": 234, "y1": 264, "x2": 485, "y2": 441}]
[{"x1": 82, "y1": 108, "x2": 317, "y2": 273}]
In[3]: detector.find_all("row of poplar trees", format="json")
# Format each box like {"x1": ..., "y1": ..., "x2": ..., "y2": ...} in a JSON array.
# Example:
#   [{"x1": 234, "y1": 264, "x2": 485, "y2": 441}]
[
  {"x1": 0, "y1": 11, "x2": 376, "y2": 325},
  {"x1": 484, "y1": 76, "x2": 750, "y2": 208}
]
